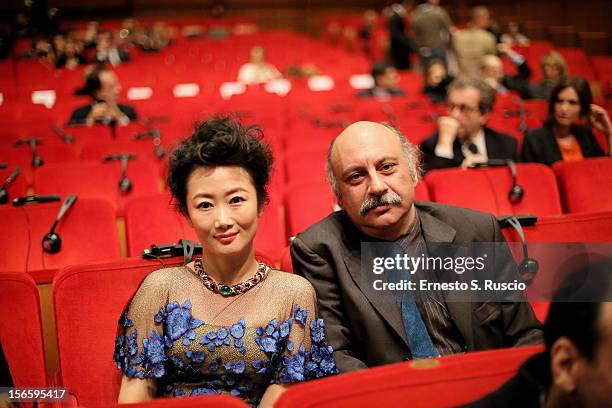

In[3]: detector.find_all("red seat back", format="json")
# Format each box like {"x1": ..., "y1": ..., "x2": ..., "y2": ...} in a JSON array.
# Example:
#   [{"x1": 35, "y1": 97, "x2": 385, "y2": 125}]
[
  {"x1": 53, "y1": 258, "x2": 183, "y2": 407},
  {"x1": 425, "y1": 164, "x2": 562, "y2": 216},
  {"x1": 553, "y1": 157, "x2": 612, "y2": 213},
  {"x1": 0, "y1": 199, "x2": 120, "y2": 282},
  {"x1": 0, "y1": 272, "x2": 47, "y2": 387},
  {"x1": 275, "y1": 346, "x2": 543, "y2": 408}
]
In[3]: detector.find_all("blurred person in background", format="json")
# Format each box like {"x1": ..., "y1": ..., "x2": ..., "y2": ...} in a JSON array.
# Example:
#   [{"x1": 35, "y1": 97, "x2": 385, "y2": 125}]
[
  {"x1": 237, "y1": 46, "x2": 282, "y2": 85},
  {"x1": 522, "y1": 76, "x2": 611, "y2": 166}
]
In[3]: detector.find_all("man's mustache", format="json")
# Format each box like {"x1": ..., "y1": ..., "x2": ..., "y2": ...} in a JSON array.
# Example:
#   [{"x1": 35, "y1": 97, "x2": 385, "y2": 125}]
[{"x1": 360, "y1": 192, "x2": 403, "y2": 216}]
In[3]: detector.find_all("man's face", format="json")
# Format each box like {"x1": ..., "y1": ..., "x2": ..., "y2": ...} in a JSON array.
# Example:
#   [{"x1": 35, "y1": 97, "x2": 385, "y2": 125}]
[
  {"x1": 96, "y1": 71, "x2": 121, "y2": 103},
  {"x1": 447, "y1": 87, "x2": 488, "y2": 140},
  {"x1": 483, "y1": 56, "x2": 504, "y2": 82},
  {"x1": 377, "y1": 67, "x2": 399, "y2": 90},
  {"x1": 331, "y1": 122, "x2": 416, "y2": 241},
  {"x1": 570, "y1": 302, "x2": 612, "y2": 407}
]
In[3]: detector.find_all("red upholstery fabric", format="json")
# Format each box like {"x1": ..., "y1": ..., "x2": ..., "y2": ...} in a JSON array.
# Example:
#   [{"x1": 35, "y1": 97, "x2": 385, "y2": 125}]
[
  {"x1": 425, "y1": 164, "x2": 562, "y2": 216},
  {"x1": 284, "y1": 181, "x2": 337, "y2": 238},
  {"x1": 0, "y1": 272, "x2": 47, "y2": 387},
  {"x1": 552, "y1": 157, "x2": 612, "y2": 213},
  {"x1": 8, "y1": 141, "x2": 78, "y2": 186},
  {"x1": 53, "y1": 258, "x2": 184, "y2": 407},
  {"x1": 275, "y1": 345, "x2": 543, "y2": 408},
  {"x1": 503, "y1": 211, "x2": 612, "y2": 322},
  {"x1": 34, "y1": 160, "x2": 162, "y2": 215},
  {"x1": 0, "y1": 166, "x2": 28, "y2": 199},
  {"x1": 124, "y1": 193, "x2": 285, "y2": 260},
  {"x1": 96, "y1": 395, "x2": 248, "y2": 408},
  {"x1": 0, "y1": 199, "x2": 120, "y2": 282},
  {"x1": 283, "y1": 147, "x2": 328, "y2": 184},
  {"x1": 280, "y1": 246, "x2": 293, "y2": 272}
]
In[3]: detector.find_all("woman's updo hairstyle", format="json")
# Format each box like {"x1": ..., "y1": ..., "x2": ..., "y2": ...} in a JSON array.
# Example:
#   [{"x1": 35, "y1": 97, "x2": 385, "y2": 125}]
[{"x1": 168, "y1": 115, "x2": 273, "y2": 216}]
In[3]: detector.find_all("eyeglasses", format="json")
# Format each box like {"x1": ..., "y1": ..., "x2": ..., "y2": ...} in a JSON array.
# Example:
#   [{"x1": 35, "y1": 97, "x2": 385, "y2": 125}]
[{"x1": 447, "y1": 103, "x2": 480, "y2": 115}]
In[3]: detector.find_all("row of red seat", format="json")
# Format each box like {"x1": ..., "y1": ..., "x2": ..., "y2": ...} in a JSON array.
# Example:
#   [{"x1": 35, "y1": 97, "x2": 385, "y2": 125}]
[
  {"x1": 0, "y1": 259, "x2": 543, "y2": 407},
  {"x1": 2, "y1": 159, "x2": 611, "y2": 281}
]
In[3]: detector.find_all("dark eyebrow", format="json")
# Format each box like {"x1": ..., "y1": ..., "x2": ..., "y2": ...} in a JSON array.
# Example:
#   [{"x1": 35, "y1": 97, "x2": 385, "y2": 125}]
[
  {"x1": 341, "y1": 156, "x2": 399, "y2": 179},
  {"x1": 191, "y1": 187, "x2": 249, "y2": 201}
]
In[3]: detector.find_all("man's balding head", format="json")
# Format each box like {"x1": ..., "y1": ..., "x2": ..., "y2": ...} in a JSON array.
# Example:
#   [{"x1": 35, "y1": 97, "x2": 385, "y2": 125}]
[
  {"x1": 327, "y1": 121, "x2": 419, "y2": 198},
  {"x1": 325, "y1": 121, "x2": 419, "y2": 241}
]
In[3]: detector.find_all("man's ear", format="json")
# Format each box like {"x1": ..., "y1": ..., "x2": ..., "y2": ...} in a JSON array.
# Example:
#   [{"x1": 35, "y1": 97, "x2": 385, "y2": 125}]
[
  {"x1": 550, "y1": 337, "x2": 582, "y2": 394},
  {"x1": 480, "y1": 111, "x2": 491, "y2": 127}
]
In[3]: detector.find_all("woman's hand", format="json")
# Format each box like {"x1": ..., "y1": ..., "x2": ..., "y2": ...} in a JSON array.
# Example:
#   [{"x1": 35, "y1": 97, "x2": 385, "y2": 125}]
[
  {"x1": 590, "y1": 104, "x2": 612, "y2": 137},
  {"x1": 259, "y1": 384, "x2": 288, "y2": 408}
]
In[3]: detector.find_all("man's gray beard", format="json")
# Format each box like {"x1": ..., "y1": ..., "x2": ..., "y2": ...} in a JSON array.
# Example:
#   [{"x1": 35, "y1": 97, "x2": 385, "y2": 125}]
[{"x1": 359, "y1": 192, "x2": 403, "y2": 216}]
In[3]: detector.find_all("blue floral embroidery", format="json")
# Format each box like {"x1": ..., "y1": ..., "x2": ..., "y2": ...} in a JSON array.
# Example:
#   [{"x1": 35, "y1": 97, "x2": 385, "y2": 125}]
[{"x1": 114, "y1": 301, "x2": 338, "y2": 405}]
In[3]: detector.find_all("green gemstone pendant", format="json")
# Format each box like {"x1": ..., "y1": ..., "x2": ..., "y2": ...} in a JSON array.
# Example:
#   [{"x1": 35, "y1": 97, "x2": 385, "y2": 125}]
[{"x1": 219, "y1": 285, "x2": 233, "y2": 296}]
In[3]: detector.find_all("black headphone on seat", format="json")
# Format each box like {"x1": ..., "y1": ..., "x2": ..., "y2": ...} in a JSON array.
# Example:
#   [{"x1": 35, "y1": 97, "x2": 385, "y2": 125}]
[
  {"x1": 42, "y1": 194, "x2": 77, "y2": 254},
  {"x1": 15, "y1": 139, "x2": 44, "y2": 168},
  {"x1": 142, "y1": 239, "x2": 202, "y2": 265},
  {"x1": 506, "y1": 160, "x2": 524, "y2": 204},
  {"x1": 103, "y1": 153, "x2": 136, "y2": 194},
  {"x1": 0, "y1": 167, "x2": 21, "y2": 205},
  {"x1": 472, "y1": 160, "x2": 524, "y2": 204},
  {"x1": 498, "y1": 215, "x2": 539, "y2": 285},
  {"x1": 42, "y1": 194, "x2": 78, "y2": 254}
]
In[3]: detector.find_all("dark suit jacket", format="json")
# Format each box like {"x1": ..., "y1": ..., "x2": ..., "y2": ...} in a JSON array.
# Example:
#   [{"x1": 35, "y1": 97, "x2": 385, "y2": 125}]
[
  {"x1": 420, "y1": 127, "x2": 519, "y2": 173},
  {"x1": 291, "y1": 201, "x2": 543, "y2": 373},
  {"x1": 521, "y1": 124, "x2": 605, "y2": 167},
  {"x1": 461, "y1": 352, "x2": 549, "y2": 407},
  {"x1": 388, "y1": 9, "x2": 414, "y2": 69},
  {"x1": 68, "y1": 103, "x2": 138, "y2": 125}
]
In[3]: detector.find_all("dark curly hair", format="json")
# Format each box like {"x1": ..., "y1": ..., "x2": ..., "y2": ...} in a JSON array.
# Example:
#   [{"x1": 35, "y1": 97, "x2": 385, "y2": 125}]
[{"x1": 167, "y1": 115, "x2": 273, "y2": 216}]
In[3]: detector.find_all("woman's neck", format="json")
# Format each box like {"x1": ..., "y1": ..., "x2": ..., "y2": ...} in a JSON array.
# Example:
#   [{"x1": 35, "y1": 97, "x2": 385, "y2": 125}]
[
  {"x1": 554, "y1": 122, "x2": 572, "y2": 138},
  {"x1": 202, "y1": 246, "x2": 259, "y2": 285}
]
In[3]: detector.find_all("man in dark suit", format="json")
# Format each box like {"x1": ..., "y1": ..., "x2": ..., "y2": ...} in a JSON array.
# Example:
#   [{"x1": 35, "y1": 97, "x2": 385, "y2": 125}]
[
  {"x1": 291, "y1": 121, "x2": 543, "y2": 373},
  {"x1": 420, "y1": 77, "x2": 518, "y2": 173},
  {"x1": 69, "y1": 65, "x2": 138, "y2": 126},
  {"x1": 357, "y1": 61, "x2": 405, "y2": 99},
  {"x1": 388, "y1": 1, "x2": 415, "y2": 70}
]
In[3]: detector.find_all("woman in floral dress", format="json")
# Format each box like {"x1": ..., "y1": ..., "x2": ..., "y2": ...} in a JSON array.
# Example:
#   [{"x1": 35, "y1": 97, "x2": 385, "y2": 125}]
[{"x1": 113, "y1": 116, "x2": 337, "y2": 406}]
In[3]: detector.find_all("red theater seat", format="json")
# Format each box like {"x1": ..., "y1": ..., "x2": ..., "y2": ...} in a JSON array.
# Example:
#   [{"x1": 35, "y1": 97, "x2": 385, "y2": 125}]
[
  {"x1": 275, "y1": 345, "x2": 543, "y2": 408},
  {"x1": 0, "y1": 272, "x2": 47, "y2": 387},
  {"x1": 34, "y1": 160, "x2": 162, "y2": 215},
  {"x1": 503, "y1": 211, "x2": 612, "y2": 322},
  {"x1": 284, "y1": 181, "x2": 338, "y2": 238},
  {"x1": 8, "y1": 141, "x2": 78, "y2": 186},
  {"x1": 0, "y1": 165, "x2": 28, "y2": 201},
  {"x1": 53, "y1": 258, "x2": 183, "y2": 407},
  {"x1": 425, "y1": 164, "x2": 562, "y2": 217},
  {"x1": 284, "y1": 147, "x2": 328, "y2": 184},
  {"x1": 553, "y1": 157, "x2": 612, "y2": 213},
  {"x1": 0, "y1": 199, "x2": 120, "y2": 283}
]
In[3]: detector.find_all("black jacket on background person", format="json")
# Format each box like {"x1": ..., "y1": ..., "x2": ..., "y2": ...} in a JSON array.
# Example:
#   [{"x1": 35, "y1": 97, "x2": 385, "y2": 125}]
[
  {"x1": 420, "y1": 127, "x2": 519, "y2": 173},
  {"x1": 521, "y1": 124, "x2": 605, "y2": 166},
  {"x1": 68, "y1": 103, "x2": 138, "y2": 125}
]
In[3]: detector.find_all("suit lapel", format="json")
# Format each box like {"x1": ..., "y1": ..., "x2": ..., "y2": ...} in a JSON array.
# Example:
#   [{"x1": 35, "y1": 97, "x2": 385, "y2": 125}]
[
  {"x1": 340, "y1": 216, "x2": 410, "y2": 347},
  {"x1": 418, "y1": 205, "x2": 475, "y2": 349}
]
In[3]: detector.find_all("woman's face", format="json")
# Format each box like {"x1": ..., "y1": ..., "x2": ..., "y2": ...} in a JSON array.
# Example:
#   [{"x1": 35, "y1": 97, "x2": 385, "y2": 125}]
[
  {"x1": 554, "y1": 87, "x2": 581, "y2": 127},
  {"x1": 185, "y1": 165, "x2": 260, "y2": 258},
  {"x1": 427, "y1": 63, "x2": 446, "y2": 87}
]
